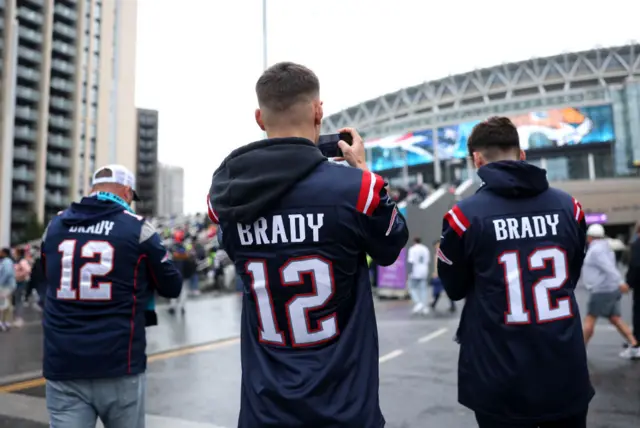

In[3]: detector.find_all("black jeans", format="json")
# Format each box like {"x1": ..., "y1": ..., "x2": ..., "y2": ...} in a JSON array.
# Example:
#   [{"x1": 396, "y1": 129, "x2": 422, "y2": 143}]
[{"x1": 475, "y1": 410, "x2": 587, "y2": 428}]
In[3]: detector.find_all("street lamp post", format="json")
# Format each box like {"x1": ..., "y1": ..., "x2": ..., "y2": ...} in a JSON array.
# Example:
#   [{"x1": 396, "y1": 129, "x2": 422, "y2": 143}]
[{"x1": 262, "y1": 0, "x2": 268, "y2": 71}]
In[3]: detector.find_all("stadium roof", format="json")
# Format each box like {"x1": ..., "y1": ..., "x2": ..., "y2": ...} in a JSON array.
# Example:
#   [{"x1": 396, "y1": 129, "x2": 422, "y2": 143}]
[{"x1": 321, "y1": 43, "x2": 640, "y2": 137}]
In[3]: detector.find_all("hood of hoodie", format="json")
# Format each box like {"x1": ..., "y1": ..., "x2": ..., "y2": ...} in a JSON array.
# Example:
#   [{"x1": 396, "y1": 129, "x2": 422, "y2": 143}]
[
  {"x1": 210, "y1": 137, "x2": 326, "y2": 224},
  {"x1": 59, "y1": 197, "x2": 125, "y2": 226},
  {"x1": 477, "y1": 160, "x2": 549, "y2": 198}
]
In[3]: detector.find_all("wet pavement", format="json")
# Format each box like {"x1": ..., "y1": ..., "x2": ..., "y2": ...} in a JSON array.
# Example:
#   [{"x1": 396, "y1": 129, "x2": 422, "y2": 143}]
[{"x1": 0, "y1": 290, "x2": 639, "y2": 427}]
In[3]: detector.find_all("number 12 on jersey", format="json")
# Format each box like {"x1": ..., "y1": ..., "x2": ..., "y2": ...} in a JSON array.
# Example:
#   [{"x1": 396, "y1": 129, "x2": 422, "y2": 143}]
[
  {"x1": 498, "y1": 247, "x2": 573, "y2": 325},
  {"x1": 246, "y1": 256, "x2": 338, "y2": 348}
]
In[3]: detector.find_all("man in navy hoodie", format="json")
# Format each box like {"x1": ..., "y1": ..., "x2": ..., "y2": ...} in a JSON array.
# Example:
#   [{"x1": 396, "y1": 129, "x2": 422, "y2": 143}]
[
  {"x1": 437, "y1": 117, "x2": 594, "y2": 428},
  {"x1": 207, "y1": 62, "x2": 408, "y2": 428},
  {"x1": 41, "y1": 164, "x2": 183, "y2": 428}
]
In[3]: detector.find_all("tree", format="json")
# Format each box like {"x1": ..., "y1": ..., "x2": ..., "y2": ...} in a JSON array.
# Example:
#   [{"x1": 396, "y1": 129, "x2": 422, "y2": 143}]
[{"x1": 22, "y1": 213, "x2": 46, "y2": 243}]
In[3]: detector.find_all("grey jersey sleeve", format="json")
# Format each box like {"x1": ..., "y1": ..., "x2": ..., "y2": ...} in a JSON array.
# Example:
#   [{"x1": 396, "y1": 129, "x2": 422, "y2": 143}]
[{"x1": 139, "y1": 221, "x2": 156, "y2": 244}]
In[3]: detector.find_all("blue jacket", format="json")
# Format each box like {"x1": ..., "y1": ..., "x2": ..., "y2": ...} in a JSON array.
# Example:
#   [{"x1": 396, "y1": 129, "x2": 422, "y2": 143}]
[
  {"x1": 41, "y1": 197, "x2": 183, "y2": 380},
  {"x1": 209, "y1": 138, "x2": 408, "y2": 428},
  {"x1": 437, "y1": 161, "x2": 593, "y2": 423},
  {"x1": 0, "y1": 257, "x2": 15, "y2": 290}
]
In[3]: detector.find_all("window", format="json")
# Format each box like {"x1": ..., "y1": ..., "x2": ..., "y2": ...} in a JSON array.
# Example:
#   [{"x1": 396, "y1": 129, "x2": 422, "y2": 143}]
[
  {"x1": 545, "y1": 152, "x2": 590, "y2": 181},
  {"x1": 545, "y1": 157, "x2": 569, "y2": 181},
  {"x1": 593, "y1": 150, "x2": 614, "y2": 179},
  {"x1": 90, "y1": 87, "x2": 98, "y2": 105},
  {"x1": 566, "y1": 152, "x2": 589, "y2": 180}
]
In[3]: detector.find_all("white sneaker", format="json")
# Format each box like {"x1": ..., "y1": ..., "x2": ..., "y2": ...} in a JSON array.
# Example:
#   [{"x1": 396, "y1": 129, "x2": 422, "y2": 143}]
[
  {"x1": 12, "y1": 318, "x2": 24, "y2": 328},
  {"x1": 619, "y1": 346, "x2": 640, "y2": 360},
  {"x1": 421, "y1": 306, "x2": 430, "y2": 315},
  {"x1": 412, "y1": 303, "x2": 424, "y2": 314}
]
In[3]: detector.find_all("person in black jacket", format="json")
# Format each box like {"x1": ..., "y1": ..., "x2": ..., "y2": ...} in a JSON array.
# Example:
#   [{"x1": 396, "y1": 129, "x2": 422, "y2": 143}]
[
  {"x1": 626, "y1": 225, "x2": 640, "y2": 339},
  {"x1": 437, "y1": 117, "x2": 592, "y2": 428},
  {"x1": 27, "y1": 255, "x2": 46, "y2": 309}
]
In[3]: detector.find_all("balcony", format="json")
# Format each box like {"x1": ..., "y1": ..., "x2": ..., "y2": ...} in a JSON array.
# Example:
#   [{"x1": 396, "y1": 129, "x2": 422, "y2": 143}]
[
  {"x1": 49, "y1": 115, "x2": 72, "y2": 130},
  {"x1": 47, "y1": 154, "x2": 71, "y2": 168},
  {"x1": 18, "y1": 46, "x2": 42, "y2": 63},
  {"x1": 16, "y1": 86, "x2": 40, "y2": 102},
  {"x1": 139, "y1": 130, "x2": 157, "y2": 138},
  {"x1": 54, "y1": 3, "x2": 77, "y2": 21},
  {"x1": 46, "y1": 193, "x2": 68, "y2": 206},
  {"x1": 11, "y1": 211, "x2": 29, "y2": 224},
  {"x1": 50, "y1": 96, "x2": 73, "y2": 111},
  {"x1": 52, "y1": 41, "x2": 75, "y2": 57},
  {"x1": 138, "y1": 141, "x2": 156, "y2": 150},
  {"x1": 21, "y1": 0, "x2": 45, "y2": 7},
  {"x1": 50, "y1": 77, "x2": 75, "y2": 92},
  {"x1": 47, "y1": 174, "x2": 71, "y2": 188},
  {"x1": 14, "y1": 126, "x2": 37, "y2": 141},
  {"x1": 14, "y1": 147, "x2": 37, "y2": 163},
  {"x1": 14, "y1": 106, "x2": 38, "y2": 122},
  {"x1": 17, "y1": 66, "x2": 40, "y2": 82},
  {"x1": 18, "y1": 7, "x2": 44, "y2": 25},
  {"x1": 13, "y1": 169, "x2": 36, "y2": 182},
  {"x1": 138, "y1": 152, "x2": 157, "y2": 163},
  {"x1": 48, "y1": 134, "x2": 73, "y2": 150},
  {"x1": 13, "y1": 190, "x2": 35, "y2": 203},
  {"x1": 18, "y1": 26, "x2": 43, "y2": 44},
  {"x1": 51, "y1": 59, "x2": 75, "y2": 75},
  {"x1": 52, "y1": 22, "x2": 76, "y2": 39}
]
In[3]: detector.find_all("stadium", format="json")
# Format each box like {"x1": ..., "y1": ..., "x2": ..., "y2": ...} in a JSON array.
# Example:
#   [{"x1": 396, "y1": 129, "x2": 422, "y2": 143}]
[{"x1": 322, "y1": 42, "x2": 640, "y2": 249}]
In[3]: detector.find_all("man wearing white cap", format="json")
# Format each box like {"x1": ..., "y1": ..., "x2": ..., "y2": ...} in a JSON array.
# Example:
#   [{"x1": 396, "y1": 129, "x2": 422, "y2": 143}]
[
  {"x1": 581, "y1": 223, "x2": 640, "y2": 359},
  {"x1": 40, "y1": 164, "x2": 184, "y2": 427}
]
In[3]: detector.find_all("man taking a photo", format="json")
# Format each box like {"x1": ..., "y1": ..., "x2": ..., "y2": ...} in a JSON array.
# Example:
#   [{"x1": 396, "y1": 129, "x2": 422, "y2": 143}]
[{"x1": 208, "y1": 61, "x2": 408, "y2": 428}]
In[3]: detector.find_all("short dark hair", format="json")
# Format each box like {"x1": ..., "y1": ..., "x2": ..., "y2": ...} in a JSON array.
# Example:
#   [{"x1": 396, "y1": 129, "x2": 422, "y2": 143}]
[
  {"x1": 467, "y1": 116, "x2": 520, "y2": 159},
  {"x1": 413, "y1": 237, "x2": 422, "y2": 244},
  {"x1": 256, "y1": 62, "x2": 320, "y2": 112},
  {"x1": 15, "y1": 247, "x2": 26, "y2": 259}
]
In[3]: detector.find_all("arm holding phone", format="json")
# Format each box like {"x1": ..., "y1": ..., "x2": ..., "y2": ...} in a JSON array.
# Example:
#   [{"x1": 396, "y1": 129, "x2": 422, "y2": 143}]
[{"x1": 319, "y1": 127, "x2": 368, "y2": 172}]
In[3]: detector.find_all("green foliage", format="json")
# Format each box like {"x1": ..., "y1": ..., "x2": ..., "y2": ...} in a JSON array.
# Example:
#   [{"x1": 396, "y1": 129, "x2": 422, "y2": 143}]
[{"x1": 22, "y1": 212, "x2": 46, "y2": 243}]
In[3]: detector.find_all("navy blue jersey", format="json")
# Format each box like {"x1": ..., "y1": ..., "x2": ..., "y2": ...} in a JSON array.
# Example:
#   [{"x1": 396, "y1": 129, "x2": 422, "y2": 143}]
[
  {"x1": 209, "y1": 138, "x2": 408, "y2": 428},
  {"x1": 41, "y1": 197, "x2": 183, "y2": 381},
  {"x1": 437, "y1": 161, "x2": 594, "y2": 423}
]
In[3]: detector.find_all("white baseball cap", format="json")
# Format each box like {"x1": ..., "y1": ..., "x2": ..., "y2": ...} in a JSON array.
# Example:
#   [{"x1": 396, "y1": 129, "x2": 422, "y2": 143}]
[
  {"x1": 91, "y1": 164, "x2": 140, "y2": 201},
  {"x1": 586, "y1": 223, "x2": 605, "y2": 238}
]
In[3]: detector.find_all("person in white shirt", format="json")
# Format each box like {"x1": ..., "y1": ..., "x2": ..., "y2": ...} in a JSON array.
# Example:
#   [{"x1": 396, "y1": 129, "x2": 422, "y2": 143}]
[{"x1": 407, "y1": 237, "x2": 430, "y2": 315}]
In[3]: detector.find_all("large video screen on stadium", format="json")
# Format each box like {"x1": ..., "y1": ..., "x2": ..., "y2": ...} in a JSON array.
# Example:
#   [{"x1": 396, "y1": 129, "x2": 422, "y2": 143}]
[{"x1": 366, "y1": 104, "x2": 615, "y2": 172}]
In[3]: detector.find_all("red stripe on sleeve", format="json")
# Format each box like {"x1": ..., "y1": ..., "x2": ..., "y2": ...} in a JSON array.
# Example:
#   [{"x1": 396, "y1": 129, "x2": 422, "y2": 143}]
[
  {"x1": 365, "y1": 174, "x2": 385, "y2": 216},
  {"x1": 444, "y1": 211, "x2": 464, "y2": 237},
  {"x1": 356, "y1": 171, "x2": 373, "y2": 214},
  {"x1": 452, "y1": 205, "x2": 470, "y2": 229},
  {"x1": 572, "y1": 198, "x2": 584, "y2": 222},
  {"x1": 207, "y1": 195, "x2": 219, "y2": 224}
]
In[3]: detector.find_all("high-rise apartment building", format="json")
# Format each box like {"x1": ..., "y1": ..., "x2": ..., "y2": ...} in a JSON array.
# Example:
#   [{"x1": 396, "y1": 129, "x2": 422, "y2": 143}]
[
  {"x1": 0, "y1": 0, "x2": 138, "y2": 246},
  {"x1": 157, "y1": 163, "x2": 184, "y2": 218},
  {"x1": 135, "y1": 108, "x2": 158, "y2": 218}
]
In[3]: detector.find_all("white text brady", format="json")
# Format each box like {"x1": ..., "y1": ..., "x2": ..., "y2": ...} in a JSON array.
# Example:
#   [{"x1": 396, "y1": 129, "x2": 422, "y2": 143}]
[
  {"x1": 238, "y1": 214, "x2": 324, "y2": 246},
  {"x1": 493, "y1": 214, "x2": 559, "y2": 241},
  {"x1": 69, "y1": 220, "x2": 115, "y2": 236}
]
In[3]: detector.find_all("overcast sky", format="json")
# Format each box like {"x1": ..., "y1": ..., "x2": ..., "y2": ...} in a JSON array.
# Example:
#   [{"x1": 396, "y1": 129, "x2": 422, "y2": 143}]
[{"x1": 134, "y1": 0, "x2": 637, "y2": 214}]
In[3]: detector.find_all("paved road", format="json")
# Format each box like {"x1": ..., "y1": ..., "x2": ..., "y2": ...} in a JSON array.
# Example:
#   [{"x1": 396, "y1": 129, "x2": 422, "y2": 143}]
[{"x1": 0, "y1": 290, "x2": 639, "y2": 427}]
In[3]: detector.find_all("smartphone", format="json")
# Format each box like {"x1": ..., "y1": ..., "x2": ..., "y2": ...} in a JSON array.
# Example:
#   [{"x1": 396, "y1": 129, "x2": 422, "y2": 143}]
[{"x1": 318, "y1": 132, "x2": 353, "y2": 158}]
